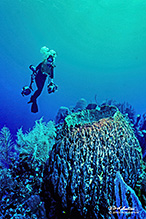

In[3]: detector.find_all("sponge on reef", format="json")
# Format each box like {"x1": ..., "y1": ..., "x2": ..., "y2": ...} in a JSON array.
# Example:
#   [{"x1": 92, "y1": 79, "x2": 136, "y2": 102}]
[{"x1": 43, "y1": 106, "x2": 145, "y2": 218}]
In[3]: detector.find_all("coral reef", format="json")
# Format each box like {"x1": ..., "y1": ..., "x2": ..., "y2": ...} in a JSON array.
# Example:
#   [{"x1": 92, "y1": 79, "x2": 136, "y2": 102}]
[
  {"x1": 0, "y1": 118, "x2": 56, "y2": 218},
  {"x1": 134, "y1": 113, "x2": 146, "y2": 161},
  {"x1": 55, "y1": 106, "x2": 70, "y2": 124},
  {"x1": 43, "y1": 106, "x2": 144, "y2": 218},
  {"x1": 114, "y1": 171, "x2": 146, "y2": 218},
  {"x1": 0, "y1": 103, "x2": 145, "y2": 219},
  {"x1": 65, "y1": 105, "x2": 117, "y2": 128},
  {"x1": 55, "y1": 98, "x2": 87, "y2": 125},
  {"x1": 0, "y1": 154, "x2": 47, "y2": 218},
  {"x1": 100, "y1": 99, "x2": 135, "y2": 123},
  {"x1": 86, "y1": 103, "x2": 97, "y2": 110},
  {"x1": 98, "y1": 99, "x2": 146, "y2": 161},
  {"x1": 74, "y1": 98, "x2": 87, "y2": 112},
  {"x1": 16, "y1": 118, "x2": 56, "y2": 163},
  {"x1": 141, "y1": 170, "x2": 146, "y2": 208},
  {"x1": 0, "y1": 126, "x2": 16, "y2": 169}
]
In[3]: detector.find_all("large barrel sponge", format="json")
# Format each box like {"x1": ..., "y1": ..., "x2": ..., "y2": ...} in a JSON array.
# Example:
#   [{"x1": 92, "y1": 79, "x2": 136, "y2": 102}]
[{"x1": 43, "y1": 106, "x2": 144, "y2": 218}]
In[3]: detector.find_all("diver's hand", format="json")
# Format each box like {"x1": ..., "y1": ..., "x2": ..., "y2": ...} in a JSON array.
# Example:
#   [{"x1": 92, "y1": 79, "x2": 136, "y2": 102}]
[{"x1": 29, "y1": 65, "x2": 36, "y2": 72}]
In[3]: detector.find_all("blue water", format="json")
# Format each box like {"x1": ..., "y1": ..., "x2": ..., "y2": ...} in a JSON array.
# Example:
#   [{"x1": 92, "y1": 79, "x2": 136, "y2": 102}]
[{"x1": 0, "y1": 0, "x2": 146, "y2": 137}]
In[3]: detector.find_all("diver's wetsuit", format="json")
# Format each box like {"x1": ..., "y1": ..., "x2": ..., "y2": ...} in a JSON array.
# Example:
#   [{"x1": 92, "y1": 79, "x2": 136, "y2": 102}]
[{"x1": 29, "y1": 62, "x2": 54, "y2": 113}]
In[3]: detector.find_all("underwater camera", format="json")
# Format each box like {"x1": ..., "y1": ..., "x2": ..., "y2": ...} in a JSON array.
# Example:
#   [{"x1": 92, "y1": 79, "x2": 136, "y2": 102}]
[
  {"x1": 47, "y1": 82, "x2": 58, "y2": 94},
  {"x1": 21, "y1": 86, "x2": 32, "y2": 96}
]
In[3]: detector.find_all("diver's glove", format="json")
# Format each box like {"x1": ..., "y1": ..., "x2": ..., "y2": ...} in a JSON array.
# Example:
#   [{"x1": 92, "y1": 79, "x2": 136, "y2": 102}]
[{"x1": 47, "y1": 82, "x2": 58, "y2": 94}]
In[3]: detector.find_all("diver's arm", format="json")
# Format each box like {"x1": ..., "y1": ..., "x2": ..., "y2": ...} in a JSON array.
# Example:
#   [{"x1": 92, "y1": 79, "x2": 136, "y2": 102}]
[
  {"x1": 48, "y1": 66, "x2": 54, "y2": 84},
  {"x1": 50, "y1": 66, "x2": 54, "y2": 80},
  {"x1": 29, "y1": 63, "x2": 41, "y2": 90},
  {"x1": 29, "y1": 74, "x2": 35, "y2": 90},
  {"x1": 47, "y1": 65, "x2": 58, "y2": 93}
]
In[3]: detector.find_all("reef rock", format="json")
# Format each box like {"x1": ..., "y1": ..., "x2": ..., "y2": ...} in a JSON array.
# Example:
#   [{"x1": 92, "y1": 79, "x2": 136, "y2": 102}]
[{"x1": 43, "y1": 105, "x2": 144, "y2": 219}]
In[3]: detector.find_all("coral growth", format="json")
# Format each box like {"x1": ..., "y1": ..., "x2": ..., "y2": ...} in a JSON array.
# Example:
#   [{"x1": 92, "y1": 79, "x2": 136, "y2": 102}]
[
  {"x1": 134, "y1": 113, "x2": 146, "y2": 161},
  {"x1": 43, "y1": 106, "x2": 144, "y2": 218},
  {"x1": 16, "y1": 118, "x2": 56, "y2": 163},
  {"x1": 114, "y1": 171, "x2": 146, "y2": 218},
  {"x1": 55, "y1": 106, "x2": 70, "y2": 124},
  {"x1": 100, "y1": 99, "x2": 135, "y2": 123},
  {"x1": 0, "y1": 118, "x2": 56, "y2": 218},
  {"x1": 0, "y1": 126, "x2": 16, "y2": 169},
  {"x1": 0, "y1": 153, "x2": 47, "y2": 218},
  {"x1": 0, "y1": 104, "x2": 145, "y2": 219},
  {"x1": 0, "y1": 119, "x2": 56, "y2": 218},
  {"x1": 74, "y1": 98, "x2": 87, "y2": 111},
  {"x1": 99, "y1": 99, "x2": 146, "y2": 161}
]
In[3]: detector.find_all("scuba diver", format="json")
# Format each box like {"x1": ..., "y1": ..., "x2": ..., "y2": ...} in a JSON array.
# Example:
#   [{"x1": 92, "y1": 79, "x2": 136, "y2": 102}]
[{"x1": 21, "y1": 46, "x2": 58, "y2": 113}]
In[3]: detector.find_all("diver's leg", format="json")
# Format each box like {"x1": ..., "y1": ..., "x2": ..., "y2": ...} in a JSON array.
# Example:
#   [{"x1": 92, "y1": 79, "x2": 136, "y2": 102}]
[
  {"x1": 28, "y1": 89, "x2": 43, "y2": 103},
  {"x1": 28, "y1": 74, "x2": 46, "y2": 103},
  {"x1": 28, "y1": 74, "x2": 47, "y2": 113}
]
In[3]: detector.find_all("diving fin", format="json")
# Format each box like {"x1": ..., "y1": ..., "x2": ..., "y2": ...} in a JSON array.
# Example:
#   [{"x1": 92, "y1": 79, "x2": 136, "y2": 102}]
[{"x1": 31, "y1": 101, "x2": 38, "y2": 113}]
